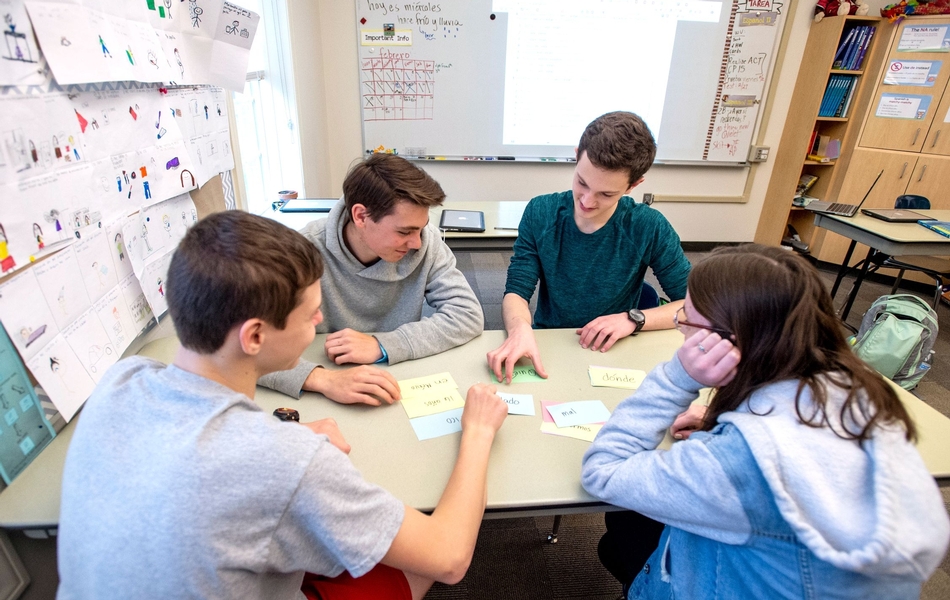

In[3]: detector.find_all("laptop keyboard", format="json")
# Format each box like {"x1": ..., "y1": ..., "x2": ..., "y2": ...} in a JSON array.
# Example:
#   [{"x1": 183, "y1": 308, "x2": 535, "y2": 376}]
[{"x1": 823, "y1": 203, "x2": 857, "y2": 216}]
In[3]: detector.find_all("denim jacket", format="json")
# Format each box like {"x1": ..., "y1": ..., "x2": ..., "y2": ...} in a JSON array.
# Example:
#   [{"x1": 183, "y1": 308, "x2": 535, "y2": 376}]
[
  {"x1": 628, "y1": 424, "x2": 922, "y2": 600},
  {"x1": 582, "y1": 355, "x2": 949, "y2": 599}
]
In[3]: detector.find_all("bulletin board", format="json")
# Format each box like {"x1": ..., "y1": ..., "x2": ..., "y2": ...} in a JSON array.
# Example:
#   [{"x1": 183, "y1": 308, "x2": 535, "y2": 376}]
[{"x1": 357, "y1": 0, "x2": 787, "y2": 164}]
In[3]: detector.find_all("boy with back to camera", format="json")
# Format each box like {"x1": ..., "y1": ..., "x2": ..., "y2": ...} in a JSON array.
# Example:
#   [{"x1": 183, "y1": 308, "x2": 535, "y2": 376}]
[
  {"x1": 57, "y1": 211, "x2": 509, "y2": 600},
  {"x1": 487, "y1": 111, "x2": 691, "y2": 383},
  {"x1": 261, "y1": 153, "x2": 484, "y2": 408}
]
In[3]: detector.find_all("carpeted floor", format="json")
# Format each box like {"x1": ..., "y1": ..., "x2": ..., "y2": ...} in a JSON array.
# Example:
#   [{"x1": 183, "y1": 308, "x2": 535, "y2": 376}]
[{"x1": 439, "y1": 249, "x2": 950, "y2": 600}]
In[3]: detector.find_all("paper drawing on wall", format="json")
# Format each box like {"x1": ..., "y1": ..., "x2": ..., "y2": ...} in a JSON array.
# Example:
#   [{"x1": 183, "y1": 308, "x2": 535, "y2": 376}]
[
  {"x1": 189, "y1": 1, "x2": 203, "y2": 28},
  {"x1": 49, "y1": 356, "x2": 75, "y2": 392},
  {"x1": 98, "y1": 35, "x2": 111, "y2": 58},
  {"x1": 4, "y1": 128, "x2": 31, "y2": 172},
  {"x1": 86, "y1": 343, "x2": 113, "y2": 374},
  {"x1": 0, "y1": 223, "x2": 15, "y2": 272},
  {"x1": 33, "y1": 223, "x2": 44, "y2": 250},
  {"x1": 91, "y1": 260, "x2": 108, "y2": 286},
  {"x1": 3, "y1": 13, "x2": 36, "y2": 63},
  {"x1": 45, "y1": 209, "x2": 65, "y2": 239},
  {"x1": 156, "y1": 276, "x2": 163, "y2": 297},
  {"x1": 174, "y1": 48, "x2": 183, "y2": 78},
  {"x1": 19, "y1": 325, "x2": 47, "y2": 348},
  {"x1": 114, "y1": 233, "x2": 125, "y2": 260}
]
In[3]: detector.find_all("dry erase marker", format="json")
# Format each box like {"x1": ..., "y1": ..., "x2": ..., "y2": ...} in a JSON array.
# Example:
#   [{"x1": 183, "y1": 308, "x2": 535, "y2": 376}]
[{"x1": 498, "y1": 156, "x2": 515, "y2": 160}]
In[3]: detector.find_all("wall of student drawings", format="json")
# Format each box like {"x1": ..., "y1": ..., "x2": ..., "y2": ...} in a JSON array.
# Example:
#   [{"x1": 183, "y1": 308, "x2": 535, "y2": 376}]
[{"x1": 0, "y1": 0, "x2": 256, "y2": 433}]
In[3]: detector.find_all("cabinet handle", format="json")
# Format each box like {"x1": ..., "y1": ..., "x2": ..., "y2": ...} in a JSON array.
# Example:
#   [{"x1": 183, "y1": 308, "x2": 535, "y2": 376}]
[
  {"x1": 899, "y1": 162, "x2": 908, "y2": 179},
  {"x1": 911, "y1": 128, "x2": 921, "y2": 146},
  {"x1": 931, "y1": 130, "x2": 941, "y2": 148},
  {"x1": 917, "y1": 164, "x2": 927, "y2": 183}
]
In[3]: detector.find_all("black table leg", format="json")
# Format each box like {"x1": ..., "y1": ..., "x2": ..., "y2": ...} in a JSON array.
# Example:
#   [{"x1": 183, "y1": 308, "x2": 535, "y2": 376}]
[
  {"x1": 831, "y1": 240, "x2": 858, "y2": 300},
  {"x1": 841, "y1": 247, "x2": 875, "y2": 321}
]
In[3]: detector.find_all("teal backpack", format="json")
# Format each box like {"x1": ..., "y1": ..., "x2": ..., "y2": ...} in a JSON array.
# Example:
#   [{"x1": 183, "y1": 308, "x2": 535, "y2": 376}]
[{"x1": 851, "y1": 294, "x2": 938, "y2": 390}]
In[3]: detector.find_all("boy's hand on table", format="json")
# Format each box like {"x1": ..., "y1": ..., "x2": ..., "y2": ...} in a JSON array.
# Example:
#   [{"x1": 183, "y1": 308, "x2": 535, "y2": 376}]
[
  {"x1": 303, "y1": 365, "x2": 401, "y2": 406},
  {"x1": 326, "y1": 329, "x2": 383, "y2": 364},
  {"x1": 486, "y1": 326, "x2": 549, "y2": 384},
  {"x1": 303, "y1": 418, "x2": 352, "y2": 454},
  {"x1": 576, "y1": 313, "x2": 636, "y2": 352},
  {"x1": 461, "y1": 383, "x2": 508, "y2": 437}
]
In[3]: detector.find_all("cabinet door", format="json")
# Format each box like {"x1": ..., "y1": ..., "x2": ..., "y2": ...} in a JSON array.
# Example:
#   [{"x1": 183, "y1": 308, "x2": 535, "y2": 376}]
[
  {"x1": 904, "y1": 154, "x2": 950, "y2": 206},
  {"x1": 860, "y1": 22, "x2": 950, "y2": 151},
  {"x1": 814, "y1": 148, "x2": 918, "y2": 264},
  {"x1": 921, "y1": 85, "x2": 950, "y2": 156}
]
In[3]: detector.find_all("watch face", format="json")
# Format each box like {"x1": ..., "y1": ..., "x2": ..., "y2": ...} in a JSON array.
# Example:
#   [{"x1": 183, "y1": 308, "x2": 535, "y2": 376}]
[{"x1": 628, "y1": 309, "x2": 646, "y2": 331}]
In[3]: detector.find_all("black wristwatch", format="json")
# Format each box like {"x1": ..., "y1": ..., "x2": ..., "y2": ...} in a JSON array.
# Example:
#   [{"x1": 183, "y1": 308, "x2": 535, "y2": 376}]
[
  {"x1": 273, "y1": 408, "x2": 300, "y2": 422},
  {"x1": 626, "y1": 308, "x2": 646, "y2": 335}
]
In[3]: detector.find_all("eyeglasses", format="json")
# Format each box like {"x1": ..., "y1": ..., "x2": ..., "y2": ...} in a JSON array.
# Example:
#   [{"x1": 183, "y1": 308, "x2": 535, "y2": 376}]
[{"x1": 674, "y1": 307, "x2": 733, "y2": 340}]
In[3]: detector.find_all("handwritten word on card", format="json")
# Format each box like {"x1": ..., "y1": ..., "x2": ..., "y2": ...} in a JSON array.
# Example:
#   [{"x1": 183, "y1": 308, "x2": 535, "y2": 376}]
[
  {"x1": 539, "y1": 421, "x2": 602, "y2": 442},
  {"x1": 490, "y1": 366, "x2": 545, "y2": 384},
  {"x1": 399, "y1": 372, "x2": 458, "y2": 398},
  {"x1": 402, "y1": 389, "x2": 466, "y2": 419},
  {"x1": 546, "y1": 401, "x2": 611, "y2": 428},
  {"x1": 588, "y1": 366, "x2": 646, "y2": 390},
  {"x1": 497, "y1": 393, "x2": 535, "y2": 416},
  {"x1": 409, "y1": 408, "x2": 463, "y2": 441}
]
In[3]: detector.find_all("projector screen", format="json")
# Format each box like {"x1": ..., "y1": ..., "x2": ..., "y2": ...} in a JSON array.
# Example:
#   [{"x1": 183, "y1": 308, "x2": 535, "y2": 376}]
[{"x1": 357, "y1": 0, "x2": 786, "y2": 164}]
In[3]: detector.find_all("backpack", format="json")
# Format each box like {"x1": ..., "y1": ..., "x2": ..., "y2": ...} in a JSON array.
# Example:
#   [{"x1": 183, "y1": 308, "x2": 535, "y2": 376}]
[{"x1": 851, "y1": 294, "x2": 938, "y2": 390}]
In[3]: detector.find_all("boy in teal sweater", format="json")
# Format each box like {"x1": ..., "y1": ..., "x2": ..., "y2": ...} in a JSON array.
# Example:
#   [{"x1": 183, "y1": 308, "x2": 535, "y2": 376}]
[{"x1": 488, "y1": 112, "x2": 690, "y2": 383}]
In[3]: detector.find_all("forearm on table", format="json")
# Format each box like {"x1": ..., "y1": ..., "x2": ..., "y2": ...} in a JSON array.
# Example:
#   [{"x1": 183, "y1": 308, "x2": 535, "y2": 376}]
[
  {"x1": 501, "y1": 293, "x2": 533, "y2": 335},
  {"x1": 383, "y1": 427, "x2": 496, "y2": 583},
  {"x1": 641, "y1": 300, "x2": 682, "y2": 332}
]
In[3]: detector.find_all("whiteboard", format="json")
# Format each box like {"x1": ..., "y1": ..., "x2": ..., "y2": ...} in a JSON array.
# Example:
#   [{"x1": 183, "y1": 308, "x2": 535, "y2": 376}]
[{"x1": 356, "y1": 0, "x2": 786, "y2": 164}]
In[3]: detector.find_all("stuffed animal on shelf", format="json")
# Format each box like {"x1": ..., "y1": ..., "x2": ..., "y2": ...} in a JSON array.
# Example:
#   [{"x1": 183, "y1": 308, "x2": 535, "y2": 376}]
[
  {"x1": 815, "y1": 0, "x2": 870, "y2": 22},
  {"x1": 881, "y1": 0, "x2": 950, "y2": 22}
]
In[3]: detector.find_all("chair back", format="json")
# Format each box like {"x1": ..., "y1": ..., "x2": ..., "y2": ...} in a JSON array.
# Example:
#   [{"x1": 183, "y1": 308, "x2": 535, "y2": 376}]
[
  {"x1": 895, "y1": 194, "x2": 930, "y2": 209},
  {"x1": 638, "y1": 282, "x2": 660, "y2": 309}
]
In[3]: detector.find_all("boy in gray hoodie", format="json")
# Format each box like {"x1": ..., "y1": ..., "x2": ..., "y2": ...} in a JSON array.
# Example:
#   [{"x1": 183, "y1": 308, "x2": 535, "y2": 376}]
[{"x1": 260, "y1": 154, "x2": 483, "y2": 406}]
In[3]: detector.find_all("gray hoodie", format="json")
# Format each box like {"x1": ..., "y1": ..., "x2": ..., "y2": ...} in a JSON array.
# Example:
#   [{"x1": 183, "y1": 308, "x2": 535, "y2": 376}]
[{"x1": 259, "y1": 199, "x2": 483, "y2": 397}]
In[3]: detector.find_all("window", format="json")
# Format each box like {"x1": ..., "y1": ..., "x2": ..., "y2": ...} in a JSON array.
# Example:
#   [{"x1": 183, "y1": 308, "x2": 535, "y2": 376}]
[{"x1": 231, "y1": 0, "x2": 304, "y2": 215}]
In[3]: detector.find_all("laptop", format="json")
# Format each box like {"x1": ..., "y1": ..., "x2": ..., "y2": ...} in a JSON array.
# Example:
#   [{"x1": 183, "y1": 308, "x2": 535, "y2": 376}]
[
  {"x1": 439, "y1": 209, "x2": 485, "y2": 232},
  {"x1": 804, "y1": 170, "x2": 883, "y2": 217},
  {"x1": 861, "y1": 208, "x2": 936, "y2": 223},
  {"x1": 278, "y1": 198, "x2": 338, "y2": 213}
]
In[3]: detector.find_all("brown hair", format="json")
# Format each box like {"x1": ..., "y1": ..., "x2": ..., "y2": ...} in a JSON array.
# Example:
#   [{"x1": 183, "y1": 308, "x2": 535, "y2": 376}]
[
  {"x1": 689, "y1": 244, "x2": 915, "y2": 443},
  {"x1": 167, "y1": 211, "x2": 324, "y2": 354},
  {"x1": 577, "y1": 111, "x2": 657, "y2": 185},
  {"x1": 342, "y1": 154, "x2": 445, "y2": 221}
]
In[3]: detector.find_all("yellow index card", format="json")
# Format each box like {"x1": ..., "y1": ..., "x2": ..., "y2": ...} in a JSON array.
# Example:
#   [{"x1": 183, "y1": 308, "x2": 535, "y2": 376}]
[
  {"x1": 539, "y1": 421, "x2": 602, "y2": 443},
  {"x1": 398, "y1": 372, "x2": 458, "y2": 398},
  {"x1": 401, "y1": 389, "x2": 466, "y2": 419},
  {"x1": 588, "y1": 366, "x2": 646, "y2": 390}
]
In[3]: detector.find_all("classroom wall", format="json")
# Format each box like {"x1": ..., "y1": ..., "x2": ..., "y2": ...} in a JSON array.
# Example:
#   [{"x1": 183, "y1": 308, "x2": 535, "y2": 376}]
[{"x1": 284, "y1": 0, "x2": 889, "y2": 243}]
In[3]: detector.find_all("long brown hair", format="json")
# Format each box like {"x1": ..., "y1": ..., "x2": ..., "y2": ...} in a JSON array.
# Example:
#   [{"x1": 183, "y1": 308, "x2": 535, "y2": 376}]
[{"x1": 691, "y1": 244, "x2": 916, "y2": 442}]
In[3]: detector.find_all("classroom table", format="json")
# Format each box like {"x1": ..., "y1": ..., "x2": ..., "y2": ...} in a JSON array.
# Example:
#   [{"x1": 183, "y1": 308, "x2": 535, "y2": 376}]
[
  {"x1": 261, "y1": 200, "x2": 527, "y2": 251},
  {"x1": 2, "y1": 328, "x2": 950, "y2": 530},
  {"x1": 814, "y1": 209, "x2": 950, "y2": 321}
]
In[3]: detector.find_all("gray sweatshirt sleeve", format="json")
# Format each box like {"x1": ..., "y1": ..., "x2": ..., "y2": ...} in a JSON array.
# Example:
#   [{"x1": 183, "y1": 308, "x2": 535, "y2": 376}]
[
  {"x1": 374, "y1": 235, "x2": 484, "y2": 364},
  {"x1": 257, "y1": 360, "x2": 319, "y2": 399},
  {"x1": 581, "y1": 354, "x2": 751, "y2": 544}
]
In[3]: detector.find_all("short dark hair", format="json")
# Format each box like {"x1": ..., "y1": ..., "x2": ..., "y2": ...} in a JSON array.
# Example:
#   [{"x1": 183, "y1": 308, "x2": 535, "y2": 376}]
[
  {"x1": 342, "y1": 154, "x2": 445, "y2": 221},
  {"x1": 577, "y1": 111, "x2": 657, "y2": 185},
  {"x1": 167, "y1": 211, "x2": 324, "y2": 354},
  {"x1": 689, "y1": 244, "x2": 915, "y2": 443}
]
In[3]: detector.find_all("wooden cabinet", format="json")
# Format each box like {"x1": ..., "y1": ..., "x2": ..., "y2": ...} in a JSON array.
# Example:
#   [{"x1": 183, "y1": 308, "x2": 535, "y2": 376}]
[
  {"x1": 818, "y1": 17, "x2": 950, "y2": 267},
  {"x1": 755, "y1": 16, "x2": 888, "y2": 251}
]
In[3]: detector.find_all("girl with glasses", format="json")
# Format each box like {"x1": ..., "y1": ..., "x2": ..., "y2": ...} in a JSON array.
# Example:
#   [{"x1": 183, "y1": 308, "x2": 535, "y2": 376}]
[{"x1": 582, "y1": 244, "x2": 948, "y2": 599}]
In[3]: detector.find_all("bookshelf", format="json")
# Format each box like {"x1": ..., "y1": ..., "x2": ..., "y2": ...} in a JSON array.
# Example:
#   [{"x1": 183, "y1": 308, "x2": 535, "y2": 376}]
[
  {"x1": 754, "y1": 16, "x2": 889, "y2": 252},
  {"x1": 812, "y1": 16, "x2": 950, "y2": 271}
]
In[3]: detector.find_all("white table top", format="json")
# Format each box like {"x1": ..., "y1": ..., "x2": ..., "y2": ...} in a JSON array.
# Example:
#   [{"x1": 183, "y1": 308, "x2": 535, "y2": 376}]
[
  {"x1": 3, "y1": 328, "x2": 949, "y2": 528},
  {"x1": 815, "y1": 209, "x2": 950, "y2": 256}
]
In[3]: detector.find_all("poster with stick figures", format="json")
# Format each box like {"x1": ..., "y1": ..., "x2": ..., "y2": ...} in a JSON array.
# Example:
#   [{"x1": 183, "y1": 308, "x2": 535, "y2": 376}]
[
  {"x1": 74, "y1": 229, "x2": 118, "y2": 302},
  {"x1": 62, "y1": 307, "x2": 117, "y2": 383},
  {"x1": 92, "y1": 286, "x2": 136, "y2": 355},
  {"x1": 26, "y1": 333, "x2": 95, "y2": 422},
  {"x1": 32, "y1": 246, "x2": 92, "y2": 330},
  {"x1": 0, "y1": 0, "x2": 45, "y2": 86},
  {"x1": 0, "y1": 267, "x2": 59, "y2": 361}
]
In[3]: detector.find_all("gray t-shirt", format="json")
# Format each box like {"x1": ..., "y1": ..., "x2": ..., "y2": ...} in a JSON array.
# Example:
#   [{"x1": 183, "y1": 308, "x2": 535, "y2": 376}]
[{"x1": 58, "y1": 357, "x2": 405, "y2": 600}]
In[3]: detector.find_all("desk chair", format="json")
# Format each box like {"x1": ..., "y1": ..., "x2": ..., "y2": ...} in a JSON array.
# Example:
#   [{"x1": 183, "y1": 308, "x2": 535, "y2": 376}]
[
  {"x1": 864, "y1": 195, "x2": 950, "y2": 309},
  {"x1": 546, "y1": 281, "x2": 661, "y2": 544}
]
